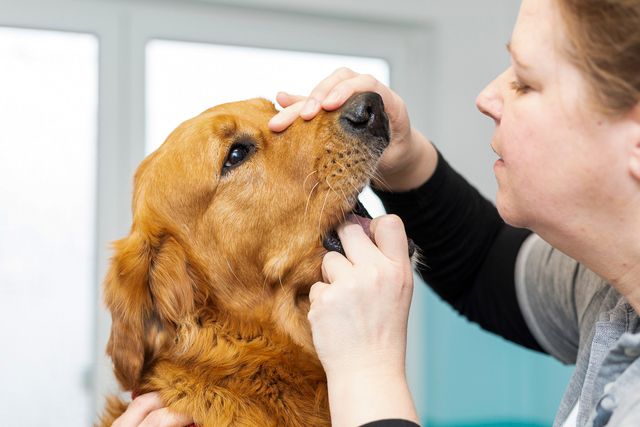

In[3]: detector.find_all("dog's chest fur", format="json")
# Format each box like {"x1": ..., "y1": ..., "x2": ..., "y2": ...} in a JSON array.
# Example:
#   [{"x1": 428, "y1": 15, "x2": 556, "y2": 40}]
[{"x1": 138, "y1": 321, "x2": 330, "y2": 426}]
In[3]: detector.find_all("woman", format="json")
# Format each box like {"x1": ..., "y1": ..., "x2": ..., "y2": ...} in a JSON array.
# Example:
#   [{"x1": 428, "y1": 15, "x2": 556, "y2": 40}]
[{"x1": 115, "y1": 0, "x2": 640, "y2": 425}]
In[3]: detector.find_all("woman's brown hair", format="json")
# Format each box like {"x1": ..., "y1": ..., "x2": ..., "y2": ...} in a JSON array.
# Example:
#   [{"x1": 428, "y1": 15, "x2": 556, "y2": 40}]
[{"x1": 556, "y1": 0, "x2": 640, "y2": 115}]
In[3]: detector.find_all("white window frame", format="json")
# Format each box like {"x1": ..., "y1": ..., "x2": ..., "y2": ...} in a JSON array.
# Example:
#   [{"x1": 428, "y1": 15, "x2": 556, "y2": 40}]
[{"x1": 0, "y1": 0, "x2": 433, "y2": 419}]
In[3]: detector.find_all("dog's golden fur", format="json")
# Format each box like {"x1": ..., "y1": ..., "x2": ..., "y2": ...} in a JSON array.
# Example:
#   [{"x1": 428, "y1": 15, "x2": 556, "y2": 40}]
[{"x1": 98, "y1": 96, "x2": 386, "y2": 426}]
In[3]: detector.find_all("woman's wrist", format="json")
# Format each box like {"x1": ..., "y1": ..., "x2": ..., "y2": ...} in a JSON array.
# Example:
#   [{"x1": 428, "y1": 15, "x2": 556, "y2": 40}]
[
  {"x1": 375, "y1": 129, "x2": 438, "y2": 193},
  {"x1": 326, "y1": 367, "x2": 419, "y2": 427}
]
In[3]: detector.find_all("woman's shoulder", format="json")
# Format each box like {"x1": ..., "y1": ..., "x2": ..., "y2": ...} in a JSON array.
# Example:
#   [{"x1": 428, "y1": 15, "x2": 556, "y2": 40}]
[
  {"x1": 518, "y1": 233, "x2": 614, "y2": 311},
  {"x1": 515, "y1": 234, "x2": 622, "y2": 362}
]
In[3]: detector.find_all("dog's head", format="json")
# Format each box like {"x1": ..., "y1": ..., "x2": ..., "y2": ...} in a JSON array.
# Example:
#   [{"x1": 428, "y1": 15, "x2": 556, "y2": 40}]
[{"x1": 104, "y1": 93, "x2": 389, "y2": 390}]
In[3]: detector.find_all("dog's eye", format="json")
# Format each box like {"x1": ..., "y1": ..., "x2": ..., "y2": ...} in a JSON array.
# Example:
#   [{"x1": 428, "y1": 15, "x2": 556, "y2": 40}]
[
  {"x1": 223, "y1": 142, "x2": 254, "y2": 174},
  {"x1": 226, "y1": 145, "x2": 249, "y2": 166}
]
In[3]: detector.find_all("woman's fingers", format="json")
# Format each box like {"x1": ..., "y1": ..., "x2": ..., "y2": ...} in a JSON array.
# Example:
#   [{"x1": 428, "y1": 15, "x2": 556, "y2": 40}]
[
  {"x1": 275, "y1": 91, "x2": 305, "y2": 108},
  {"x1": 268, "y1": 100, "x2": 306, "y2": 132},
  {"x1": 321, "y1": 250, "x2": 353, "y2": 283},
  {"x1": 369, "y1": 215, "x2": 410, "y2": 265},
  {"x1": 336, "y1": 220, "x2": 384, "y2": 266},
  {"x1": 309, "y1": 281, "x2": 329, "y2": 305},
  {"x1": 321, "y1": 74, "x2": 398, "y2": 120},
  {"x1": 269, "y1": 67, "x2": 403, "y2": 135},
  {"x1": 300, "y1": 67, "x2": 358, "y2": 119},
  {"x1": 269, "y1": 68, "x2": 356, "y2": 131},
  {"x1": 112, "y1": 393, "x2": 165, "y2": 426},
  {"x1": 112, "y1": 393, "x2": 193, "y2": 427},
  {"x1": 138, "y1": 407, "x2": 193, "y2": 427}
]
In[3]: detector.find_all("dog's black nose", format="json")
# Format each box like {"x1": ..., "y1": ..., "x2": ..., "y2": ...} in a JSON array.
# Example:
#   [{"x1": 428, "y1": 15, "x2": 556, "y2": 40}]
[{"x1": 340, "y1": 92, "x2": 390, "y2": 150}]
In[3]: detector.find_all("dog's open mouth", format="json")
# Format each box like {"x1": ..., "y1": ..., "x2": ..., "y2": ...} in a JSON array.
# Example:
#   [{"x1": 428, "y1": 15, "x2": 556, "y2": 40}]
[{"x1": 322, "y1": 199, "x2": 416, "y2": 258}]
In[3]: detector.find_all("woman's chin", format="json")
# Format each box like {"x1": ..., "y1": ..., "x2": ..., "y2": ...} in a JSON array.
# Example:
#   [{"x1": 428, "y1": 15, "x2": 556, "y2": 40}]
[{"x1": 496, "y1": 194, "x2": 527, "y2": 228}]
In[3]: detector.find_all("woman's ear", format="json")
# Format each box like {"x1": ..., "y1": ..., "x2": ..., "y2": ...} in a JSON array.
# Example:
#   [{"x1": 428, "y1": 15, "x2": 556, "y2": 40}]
[
  {"x1": 629, "y1": 144, "x2": 640, "y2": 181},
  {"x1": 104, "y1": 231, "x2": 197, "y2": 391},
  {"x1": 628, "y1": 102, "x2": 640, "y2": 182}
]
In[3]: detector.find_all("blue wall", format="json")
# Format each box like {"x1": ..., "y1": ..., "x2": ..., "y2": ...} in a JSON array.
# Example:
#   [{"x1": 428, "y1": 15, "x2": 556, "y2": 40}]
[{"x1": 416, "y1": 283, "x2": 573, "y2": 426}]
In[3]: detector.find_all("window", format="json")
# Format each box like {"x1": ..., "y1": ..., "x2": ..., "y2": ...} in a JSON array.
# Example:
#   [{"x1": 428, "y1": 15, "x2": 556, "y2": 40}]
[{"x1": 0, "y1": 27, "x2": 98, "y2": 425}]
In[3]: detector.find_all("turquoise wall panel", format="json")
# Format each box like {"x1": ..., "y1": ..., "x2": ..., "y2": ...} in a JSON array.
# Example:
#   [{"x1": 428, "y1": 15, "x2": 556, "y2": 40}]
[{"x1": 418, "y1": 283, "x2": 573, "y2": 426}]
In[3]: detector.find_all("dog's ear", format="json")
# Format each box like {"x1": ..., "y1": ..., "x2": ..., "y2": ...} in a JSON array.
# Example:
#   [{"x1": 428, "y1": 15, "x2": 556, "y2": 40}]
[{"x1": 104, "y1": 230, "x2": 196, "y2": 391}]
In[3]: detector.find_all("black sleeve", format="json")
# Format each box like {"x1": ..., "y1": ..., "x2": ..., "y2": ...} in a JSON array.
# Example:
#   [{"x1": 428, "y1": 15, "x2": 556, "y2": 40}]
[
  {"x1": 372, "y1": 149, "x2": 544, "y2": 353},
  {"x1": 360, "y1": 420, "x2": 421, "y2": 427}
]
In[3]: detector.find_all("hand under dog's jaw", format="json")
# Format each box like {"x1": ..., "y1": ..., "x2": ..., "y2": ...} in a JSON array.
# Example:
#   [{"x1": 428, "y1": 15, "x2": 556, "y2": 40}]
[
  {"x1": 322, "y1": 199, "x2": 373, "y2": 253},
  {"x1": 322, "y1": 199, "x2": 416, "y2": 258}
]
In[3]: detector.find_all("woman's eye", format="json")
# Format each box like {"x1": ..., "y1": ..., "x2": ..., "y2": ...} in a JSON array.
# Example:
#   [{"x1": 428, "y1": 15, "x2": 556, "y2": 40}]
[{"x1": 510, "y1": 80, "x2": 532, "y2": 95}]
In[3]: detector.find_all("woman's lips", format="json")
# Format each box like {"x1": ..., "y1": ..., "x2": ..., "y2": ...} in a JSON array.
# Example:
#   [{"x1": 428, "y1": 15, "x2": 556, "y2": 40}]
[{"x1": 491, "y1": 144, "x2": 502, "y2": 159}]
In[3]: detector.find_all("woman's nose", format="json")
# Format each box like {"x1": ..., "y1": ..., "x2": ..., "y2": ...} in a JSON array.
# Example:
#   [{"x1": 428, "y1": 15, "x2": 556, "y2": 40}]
[{"x1": 476, "y1": 71, "x2": 506, "y2": 123}]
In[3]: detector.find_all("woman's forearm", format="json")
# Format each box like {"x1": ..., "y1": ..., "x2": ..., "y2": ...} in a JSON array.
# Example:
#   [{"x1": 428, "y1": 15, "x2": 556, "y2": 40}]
[{"x1": 326, "y1": 369, "x2": 419, "y2": 427}]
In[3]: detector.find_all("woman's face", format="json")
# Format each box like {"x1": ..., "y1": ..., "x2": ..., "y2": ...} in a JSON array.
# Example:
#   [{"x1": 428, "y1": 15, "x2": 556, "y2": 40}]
[{"x1": 476, "y1": 0, "x2": 631, "y2": 236}]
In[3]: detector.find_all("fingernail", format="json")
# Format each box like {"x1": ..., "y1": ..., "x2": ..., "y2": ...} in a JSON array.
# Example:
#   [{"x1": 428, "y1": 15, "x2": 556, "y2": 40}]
[
  {"x1": 301, "y1": 98, "x2": 318, "y2": 116},
  {"x1": 338, "y1": 220, "x2": 360, "y2": 236}
]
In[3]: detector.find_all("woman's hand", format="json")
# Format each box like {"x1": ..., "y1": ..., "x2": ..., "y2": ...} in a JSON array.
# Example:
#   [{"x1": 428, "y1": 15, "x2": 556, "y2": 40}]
[
  {"x1": 112, "y1": 393, "x2": 193, "y2": 427},
  {"x1": 268, "y1": 67, "x2": 437, "y2": 191},
  {"x1": 307, "y1": 215, "x2": 419, "y2": 427}
]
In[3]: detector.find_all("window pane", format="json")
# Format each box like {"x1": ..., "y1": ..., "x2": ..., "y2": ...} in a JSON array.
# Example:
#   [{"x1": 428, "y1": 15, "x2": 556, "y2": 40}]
[
  {"x1": 146, "y1": 40, "x2": 389, "y2": 214},
  {"x1": 0, "y1": 27, "x2": 98, "y2": 425}
]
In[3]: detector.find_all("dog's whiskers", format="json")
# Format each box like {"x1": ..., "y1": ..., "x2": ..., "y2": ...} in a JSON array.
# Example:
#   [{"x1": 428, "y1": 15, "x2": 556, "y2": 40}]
[
  {"x1": 334, "y1": 160, "x2": 349, "y2": 176},
  {"x1": 325, "y1": 177, "x2": 351, "y2": 224},
  {"x1": 304, "y1": 181, "x2": 320, "y2": 220},
  {"x1": 318, "y1": 179, "x2": 331, "y2": 235},
  {"x1": 326, "y1": 177, "x2": 351, "y2": 212},
  {"x1": 370, "y1": 169, "x2": 392, "y2": 192},
  {"x1": 302, "y1": 169, "x2": 318, "y2": 192},
  {"x1": 338, "y1": 187, "x2": 351, "y2": 222},
  {"x1": 347, "y1": 179, "x2": 363, "y2": 201}
]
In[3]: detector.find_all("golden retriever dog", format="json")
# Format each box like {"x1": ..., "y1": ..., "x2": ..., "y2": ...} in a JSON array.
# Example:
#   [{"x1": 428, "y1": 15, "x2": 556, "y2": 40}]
[{"x1": 98, "y1": 92, "x2": 397, "y2": 426}]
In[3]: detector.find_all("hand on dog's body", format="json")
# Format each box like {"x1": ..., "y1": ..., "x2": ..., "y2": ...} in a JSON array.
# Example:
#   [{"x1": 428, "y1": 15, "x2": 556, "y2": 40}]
[{"x1": 112, "y1": 392, "x2": 192, "y2": 427}]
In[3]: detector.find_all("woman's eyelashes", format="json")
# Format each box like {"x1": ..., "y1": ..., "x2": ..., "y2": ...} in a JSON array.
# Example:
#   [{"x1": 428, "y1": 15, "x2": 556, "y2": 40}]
[{"x1": 510, "y1": 80, "x2": 532, "y2": 95}]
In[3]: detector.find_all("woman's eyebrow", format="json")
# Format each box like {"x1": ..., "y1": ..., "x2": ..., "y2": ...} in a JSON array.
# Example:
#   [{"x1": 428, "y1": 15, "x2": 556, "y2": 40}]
[{"x1": 506, "y1": 41, "x2": 530, "y2": 70}]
